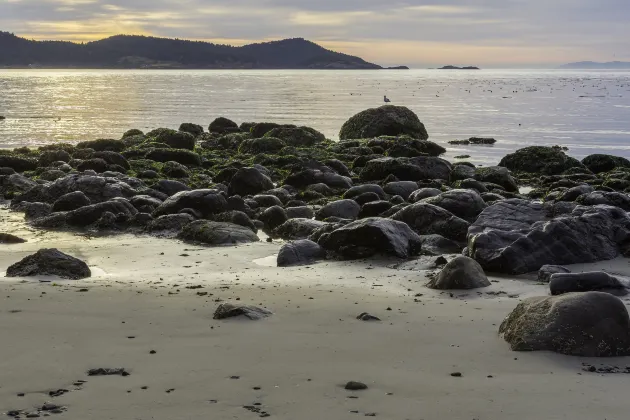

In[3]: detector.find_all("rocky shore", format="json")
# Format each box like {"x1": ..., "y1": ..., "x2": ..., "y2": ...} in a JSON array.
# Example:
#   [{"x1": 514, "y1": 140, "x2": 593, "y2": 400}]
[{"x1": 2, "y1": 104, "x2": 630, "y2": 418}]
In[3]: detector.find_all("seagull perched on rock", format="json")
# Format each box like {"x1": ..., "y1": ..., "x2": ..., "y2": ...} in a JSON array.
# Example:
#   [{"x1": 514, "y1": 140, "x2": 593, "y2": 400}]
[{"x1": 383, "y1": 95, "x2": 391, "y2": 103}]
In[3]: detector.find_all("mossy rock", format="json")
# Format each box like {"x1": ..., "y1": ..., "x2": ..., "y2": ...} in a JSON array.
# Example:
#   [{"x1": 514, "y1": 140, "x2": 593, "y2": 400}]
[
  {"x1": 582, "y1": 154, "x2": 630, "y2": 174},
  {"x1": 179, "y1": 123, "x2": 204, "y2": 136},
  {"x1": 144, "y1": 148, "x2": 202, "y2": 166},
  {"x1": 129, "y1": 159, "x2": 163, "y2": 173},
  {"x1": 38, "y1": 143, "x2": 76, "y2": 153},
  {"x1": 498, "y1": 146, "x2": 585, "y2": 175},
  {"x1": 146, "y1": 128, "x2": 196, "y2": 150},
  {"x1": 209, "y1": 117, "x2": 239, "y2": 134},
  {"x1": 264, "y1": 126, "x2": 325, "y2": 147},
  {"x1": 339, "y1": 105, "x2": 428, "y2": 140},
  {"x1": 0, "y1": 155, "x2": 38, "y2": 172},
  {"x1": 239, "y1": 137, "x2": 286, "y2": 154},
  {"x1": 122, "y1": 129, "x2": 144, "y2": 139},
  {"x1": 76, "y1": 138, "x2": 126, "y2": 152}
]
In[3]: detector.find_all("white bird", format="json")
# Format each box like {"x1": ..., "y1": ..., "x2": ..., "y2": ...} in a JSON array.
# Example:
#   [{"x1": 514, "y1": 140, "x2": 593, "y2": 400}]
[{"x1": 383, "y1": 95, "x2": 391, "y2": 103}]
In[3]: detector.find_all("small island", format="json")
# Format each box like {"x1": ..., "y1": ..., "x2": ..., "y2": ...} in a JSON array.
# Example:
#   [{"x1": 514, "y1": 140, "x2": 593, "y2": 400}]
[
  {"x1": 386, "y1": 66, "x2": 410, "y2": 70},
  {"x1": 438, "y1": 65, "x2": 480, "y2": 70}
]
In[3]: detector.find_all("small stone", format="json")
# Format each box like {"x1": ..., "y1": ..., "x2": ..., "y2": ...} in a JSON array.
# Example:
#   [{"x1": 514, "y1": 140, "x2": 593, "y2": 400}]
[
  {"x1": 150, "y1": 350, "x2": 157, "y2": 354},
  {"x1": 17, "y1": 393, "x2": 25, "y2": 397},
  {"x1": 357, "y1": 312, "x2": 381, "y2": 321},
  {"x1": 450, "y1": 372, "x2": 462, "y2": 377},
  {"x1": 41, "y1": 403, "x2": 59, "y2": 411},
  {"x1": 345, "y1": 381, "x2": 368, "y2": 390},
  {"x1": 141, "y1": 386, "x2": 148, "y2": 390}
]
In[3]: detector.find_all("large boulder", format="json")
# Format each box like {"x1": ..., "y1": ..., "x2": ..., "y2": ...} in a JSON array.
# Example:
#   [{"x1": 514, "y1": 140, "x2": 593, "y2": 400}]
[
  {"x1": 65, "y1": 199, "x2": 138, "y2": 227},
  {"x1": 383, "y1": 181, "x2": 419, "y2": 200},
  {"x1": 549, "y1": 272, "x2": 626, "y2": 295},
  {"x1": 473, "y1": 166, "x2": 518, "y2": 192},
  {"x1": 390, "y1": 202, "x2": 470, "y2": 242},
  {"x1": 428, "y1": 256, "x2": 490, "y2": 290},
  {"x1": 277, "y1": 239, "x2": 326, "y2": 267},
  {"x1": 151, "y1": 179, "x2": 191, "y2": 196},
  {"x1": 76, "y1": 139, "x2": 125, "y2": 152},
  {"x1": 343, "y1": 184, "x2": 387, "y2": 201},
  {"x1": 468, "y1": 199, "x2": 545, "y2": 235},
  {"x1": 274, "y1": 218, "x2": 328, "y2": 240},
  {"x1": 209, "y1": 117, "x2": 239, "y2": 134},
  {"x1": 339, "y1": 106, "x2": 429, "y2": 140},
  {"x1": 318, "y1": 217, "x2": 422, "y2": 259},
  {"x1": 582, "y1": 154, "x2": 630, "y2": 174},
  {"x1": 285, "y1": 169, "x2": 352, "y2": 189},
  {"x1": 360, "y1": 157, "x2": 451, "y2": 182},
  {"x1": 0, "y1": 156, "x2": 40, "y2": 173},
  {"x1": 498, "y1": 146, "x2": 585, "y2": 175},
  {"x1": 499, "y1": 292, "x2": 630, "y2": 356},
  {"x1": 179, "y1": 123, "x2": 204, "y2": 136},
  {"x1": 146, "y1": 214, "x2": 194, "y2": 236},
  {"x1": 147, "y1": 128, "x2": 195, "y2": 150},
  {"x1": 258, "y1": 205, "x2": 288, "y2": 230},
  {"x1": 39, "y1": 150, "x2": 71, "y2": 167},
  {"x1": 153, "y1": 189, "x2": 227, "y2": 219},
  {"x1": 228, "y1": 167, "x2": 274, "y2": 197},
  {"x1": 468, "y1": 205, "x2": 630, "y2": 274},
  {"x1": 178, "y1": 221, "x2": 259, "y2": 246},
  {"x1": 315, "y1": 199, "x2": 361, "y2": 220},
  {"x1": 421, "y1": 189, "x2": 487, "y2": 222},
  {"x1": 6, "y1": 248, "x2": 91, "y2": 280}
]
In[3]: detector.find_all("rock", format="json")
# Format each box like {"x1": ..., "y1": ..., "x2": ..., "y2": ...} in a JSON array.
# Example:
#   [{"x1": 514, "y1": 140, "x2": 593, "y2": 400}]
[
  {"x1": 353, "y1": 192, "x2": 381, "y2": 205},
  {"x1": 39, "y1": 150, "x2": 71, "y2": 167},
  {"x1": 409, "y1": 188, "x2": 442, "y2": 202},
  {"x1": 549, "y1": 272, "x2": 626, "y2": 295},
  {"x1": 499, "y1": 146, "x2": 585, "y2": 175},
  {"x1": 213, "y1": 303, "x2": 272, "y2": 320},
  {"x1": 147, "y1": 128, "x2": 196, "y2": 150},
  {"x1": 450, "y1": 164, "x2": 476, "y2": 181},
  {"x1": 286, "y1": 169, "x2": 352, "y2": 190},
  {"x1": 77, "y1": 139, "x2": 125, "y2": 152},
  {"x1": 360, "y1": 157, "x2": 451, "y2": 182},
  {"x1": 428, "y1": 256, "x2": 490, "y2": 289},
  {"x1": 499, "y1": 292, "x2": 630, "y2": 356},
  {"x1": 93, "y1": 151, "x2": 130, "y2": 170},
  {"x1": 391, "y1": 202, "x2": 470, "y2": 242},
  {"x1": 343, "y1": 184, "x2": 387, "y2": 201},
  {"x1": 6, "y1": 248, "x2": 91, "y2": 280},
  {"x1": 339, "y1": 105, "x2": 428, "y2": 140},
  {"x1": 418, "y1": 234, "x2": 462, "y2": 255},
  {"x1": 146, "y1": 214, "x2": 194, "y2": 236},
  {"x1": 252, "y1": 194, "x2": 283, "y2": 208},
  {"x1": 421, "y1": 189, "x2": 487, "y2": 222},
  {"x1": 344, "y1": 381, "x2": 368, "y2": 390},
  {"x1": 161, "y1": 161, "x2": 190, "y2": 178},
  {"x1": 259, "y1": 206, "x2": 288, "y2": 230},
  {"x1": 0, "y1": 156, "x2": 37, "y2": 173},
  {"x1": 1, "y1": 173, "x2": 38, "y2": 193},
  {"x1": 209, "y1": 117, "x2": 239, "y2": 134},
  {"x1": 274, "y1": 218, "x2": 327, "y2": 240},
  {"x1": 144, "y1": 149, "x2": 202, "y2": 166},
  {"x1": 213, "y1": 211, "x2": 256, "y2": 232},
  {"x1": 315, "y1": 199, "x2": 361, "y2": 220},
  {"x1": 325, "y1": 159, "x2": 351, "y2": 176},
  {"x1": 357, "y1": 313, "x2": 381, "y2": 321},
  {"x1": 538, "y1": 265, "x2": 571, "y2": 282},
  {"x1": 474, "y1": 166, "x2": 518, "y2": 192},
  {"x1": 14, "y1": 201, "x2": 52, "y2": 221},
  {"x1": 383, "y1": 181, "x2": 418, "y2": 200},
  {"x1": 239, "y1": 137, "x2": 286, "y2": 154},
  {"x1": 151, "y1": 179, "x2": 191, "y2": 196},
  {"x1": 264, "y1": 126, "x2": 325, "y2": 147},
  {"x1": 286, "y1": 206, "x2": 314, "y2": 219},
  {"x1": 0, "y1": 233, "x2": 27, "y2": 244},
  {"x1": 87, "y1": 367, "x2": 130, "y2": 376},
  {"x1": 179, "y1": 123, "x2": 204, "y2": 136},
  {"x1": 359, "y1": 200, "x2": 393, "y2": 218},
  {"x1": 318, "y1": 217, "x2": 422, "y2": 259},
  {"x1": 52, "y1": 191, "x2": 91, "y2": 212},
  {"x1": 582, "y1": 154, "x2": 630, "y2": 174},
  {"x1": 576, "y1": 191, "x2": 630, "y2": 211},
  {"x1": 153, "y1": 189, "x2": 227, "y2": 218},
  {"x1": 179, "y1": 221, "x2": 259, "y2": 245},
  {"x1": 468, "y1": 199, "x2": 545, "y2": 235},
  {"x1": 468, "y1": 205, "x2": 630, "y2": 274},
  {"x1": 77, "y1": 158, "x2": 108, "y2": 173},
  {"x1": 555, "y1": 184, "x2": 594, "y2": 202},
  {"x1": 456, "y1": 178, "x2": 488, "y2": 193},
  {"x1": 228, "y1": 167, "x2": 274, "y2": 197},
  {"x1": 277, "y1": 239, "x2": 325, "y2": 267}
]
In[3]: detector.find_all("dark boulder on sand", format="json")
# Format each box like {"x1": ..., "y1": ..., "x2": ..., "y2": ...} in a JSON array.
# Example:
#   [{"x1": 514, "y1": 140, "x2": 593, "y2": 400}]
[
  {"x1": 339, "y1": 105, "x2": 429, "y2": 140},
  {"x1": 428, "y1": 256, "x2": 490, "y2": 290},
  {"x1": 537, "y1": 265, "x2": 571, "y2": 282},
  {"x1": 213, "y1": 302, "x2": 272, "y2": 320},
  {"x1": 498, "y1": 146, "x2": 585, "y2": 175},
  {"x1": 549, "y1": 272, "x2": 626, "y2": 295},
  {"x1": 421, "y1": 189, "x2": 487, "y2": 222},
  {"x1": 468, "y1": 204, "x2": 630, "y2": 274},
  {"x1": 274, "y1": 218, "x2": 328, "y2": 240},
  {"x1": 499, "y1": 292, "x2": 630, "y2": 357},
  {"x1": 277, "y1": 239, "x2": 326, "y2": 267},
  {"x1": 6, "y1": 248, "x2": 91, "y2": 280},
  {"x1": 391, "y1": 202, "x2": 470, "y2": 242},
  {"x1": 146, "y1": 214, "x2": 194, "y2": 236},
  {"x1": 0, "y1": 233, "x2": 27, "y2": 244},
  {"x1": 228, "y1": 167, "x2": 274, "y2": 197},
  {"x1": 258, "y1": 205, "x2": 288, "y2": 230},
  {"x1": 318, "y1": 217, "x2": 422, "y2": 259},
  {"x1": 52, "y1": 191, "x2": 91, "y2": 212},
  {"x1": 153, "y1": 189, "x2": 227, "y2": 219},
  {"x1": 179, "y1": 220, "x2": 259, "y2": 245}
]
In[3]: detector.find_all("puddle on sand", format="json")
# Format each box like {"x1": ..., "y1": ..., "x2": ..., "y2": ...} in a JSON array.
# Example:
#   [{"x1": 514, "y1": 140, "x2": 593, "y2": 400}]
[{"x1": 253, "y1": 255, "x2": 278, "y2": 267}]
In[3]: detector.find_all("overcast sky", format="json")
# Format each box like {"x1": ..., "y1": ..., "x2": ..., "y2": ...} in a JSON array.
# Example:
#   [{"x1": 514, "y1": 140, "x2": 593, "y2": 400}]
[{"x1": 1, "y1": 0, "x2": 629, "y2": 67}]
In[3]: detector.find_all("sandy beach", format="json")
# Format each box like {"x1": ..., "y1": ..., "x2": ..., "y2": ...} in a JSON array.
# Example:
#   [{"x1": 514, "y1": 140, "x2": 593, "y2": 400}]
[{"x1": 2, "y1": 205, "x2": 630, "y2": 420}]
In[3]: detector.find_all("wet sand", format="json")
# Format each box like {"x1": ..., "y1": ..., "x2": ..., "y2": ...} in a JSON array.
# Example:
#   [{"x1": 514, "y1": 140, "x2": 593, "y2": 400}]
[{"x1": 2, "y1": 207, "x2": 630, "y2": 419}]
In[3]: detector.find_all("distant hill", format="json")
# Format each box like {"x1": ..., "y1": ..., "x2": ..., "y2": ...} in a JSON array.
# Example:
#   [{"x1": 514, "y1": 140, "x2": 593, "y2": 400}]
[
  {"x1": 560, "y1": 61, "x2": 630, "y2": 69},
  {"x1": 438, "y1": 65, "x2": 480, "y2": 70},
  {"x1": 0, "y1": 32, "x2": 383, "y2": 69}
]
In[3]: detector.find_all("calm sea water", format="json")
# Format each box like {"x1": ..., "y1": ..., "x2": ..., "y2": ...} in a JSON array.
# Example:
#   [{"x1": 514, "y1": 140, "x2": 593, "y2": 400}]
[{"x1": 1, "y1": 69, "x2": 629, "y2": 165}]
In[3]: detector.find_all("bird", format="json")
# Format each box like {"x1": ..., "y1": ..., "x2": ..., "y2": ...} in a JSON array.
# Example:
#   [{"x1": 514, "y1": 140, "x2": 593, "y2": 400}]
[{"x1": 383, "y1": 95, "x2": 391, "y2": 103}]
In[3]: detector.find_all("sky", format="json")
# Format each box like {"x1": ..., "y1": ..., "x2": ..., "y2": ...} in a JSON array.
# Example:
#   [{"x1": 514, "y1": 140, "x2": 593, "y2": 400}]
[{"x1": 1, "y1": 0, "x2": 629, "y2": 67}]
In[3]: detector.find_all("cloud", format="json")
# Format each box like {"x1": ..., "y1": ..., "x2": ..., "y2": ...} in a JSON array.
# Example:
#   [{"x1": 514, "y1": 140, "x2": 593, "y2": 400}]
[{"x1": 1, "y1": 0, "x2": 629, "y2": 66}]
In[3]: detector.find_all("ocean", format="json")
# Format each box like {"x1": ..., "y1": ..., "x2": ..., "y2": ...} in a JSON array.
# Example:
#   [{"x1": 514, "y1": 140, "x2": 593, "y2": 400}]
[{"x1": 1, "y1": 69, "x2": 629, "y2": 166}]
